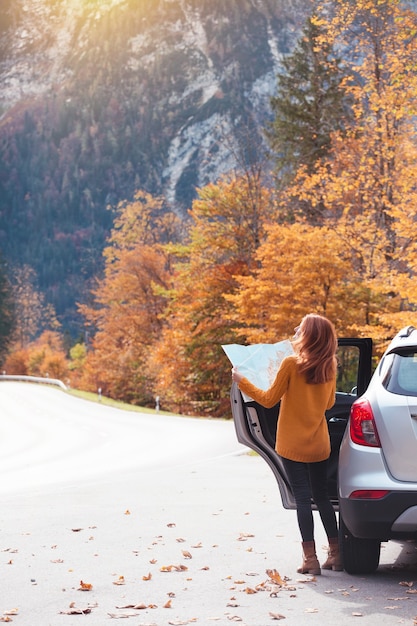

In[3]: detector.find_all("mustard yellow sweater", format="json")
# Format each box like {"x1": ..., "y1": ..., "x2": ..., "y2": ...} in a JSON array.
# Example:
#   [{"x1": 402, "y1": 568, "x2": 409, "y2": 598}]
[{"x1": 238, "y1": 355, "x2": 336, "y2": 463}]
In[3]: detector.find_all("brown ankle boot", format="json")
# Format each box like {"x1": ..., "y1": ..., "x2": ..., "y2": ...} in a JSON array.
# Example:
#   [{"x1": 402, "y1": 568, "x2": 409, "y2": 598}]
[
  {"x1": 322, "y1": 537, "x2": 343, "y2": 571},
  {"x1": 297, "y1": 540, "x2": 321, "y2": 575}
]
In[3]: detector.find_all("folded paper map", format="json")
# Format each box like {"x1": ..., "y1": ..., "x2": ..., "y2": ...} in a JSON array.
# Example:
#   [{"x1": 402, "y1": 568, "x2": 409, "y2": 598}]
[{"x1": 222, "y1": 339, "x2": 294, "y2": 401}]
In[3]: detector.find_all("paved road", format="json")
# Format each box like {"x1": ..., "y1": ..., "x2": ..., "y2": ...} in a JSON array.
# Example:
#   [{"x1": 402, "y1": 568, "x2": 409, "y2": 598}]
[{"x1": 0, "y1": 382, "x2": 416, "y2": 626}]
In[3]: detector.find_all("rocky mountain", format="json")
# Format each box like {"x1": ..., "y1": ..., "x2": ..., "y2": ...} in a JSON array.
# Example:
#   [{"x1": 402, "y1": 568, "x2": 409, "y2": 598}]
[{"x1": 0, "y1": 0, "x2": 307, "y2": 335}]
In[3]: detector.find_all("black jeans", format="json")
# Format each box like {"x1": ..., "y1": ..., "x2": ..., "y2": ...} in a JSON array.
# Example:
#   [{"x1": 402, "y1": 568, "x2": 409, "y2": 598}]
[{"x1": 281, "y1": 456, "x2": 338, "y2": 543}]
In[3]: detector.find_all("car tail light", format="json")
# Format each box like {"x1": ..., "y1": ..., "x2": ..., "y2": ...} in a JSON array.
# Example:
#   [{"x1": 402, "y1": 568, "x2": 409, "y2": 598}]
[
  {"x1": 349, "y1": 490, "x2": 389, "y2": 499},
  {"x1": 350, "y1": 398, "x2": 381, "y2": 447}
]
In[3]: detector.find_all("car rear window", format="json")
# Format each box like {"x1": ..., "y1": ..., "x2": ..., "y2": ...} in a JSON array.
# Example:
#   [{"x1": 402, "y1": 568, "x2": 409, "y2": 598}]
[{"x1": 383, "y1": 349, "x2": 417, "y2": 396}]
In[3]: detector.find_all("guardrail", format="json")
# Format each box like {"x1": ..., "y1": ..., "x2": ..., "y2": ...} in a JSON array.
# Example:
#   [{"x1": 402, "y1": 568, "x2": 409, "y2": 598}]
[{"x1": 0, "y1": 374, "x2": 67, "y2": 390}]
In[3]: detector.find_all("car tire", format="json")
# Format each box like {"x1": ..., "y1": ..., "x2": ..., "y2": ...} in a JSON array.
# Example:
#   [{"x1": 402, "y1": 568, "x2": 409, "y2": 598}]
[{"x1": 339, "y1": 514, "x2": 381, "y2": 574}]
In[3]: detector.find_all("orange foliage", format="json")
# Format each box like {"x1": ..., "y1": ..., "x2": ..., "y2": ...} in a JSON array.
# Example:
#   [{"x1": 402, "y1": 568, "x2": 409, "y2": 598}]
[{"x1": 147, "y1": 176, "x2": 279, "y2": 415}]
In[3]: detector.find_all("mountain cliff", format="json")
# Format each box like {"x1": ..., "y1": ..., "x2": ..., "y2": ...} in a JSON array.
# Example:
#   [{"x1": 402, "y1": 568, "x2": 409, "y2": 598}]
[{"x1": 0, "y1": 0, "x2": 307, "y2": 334}]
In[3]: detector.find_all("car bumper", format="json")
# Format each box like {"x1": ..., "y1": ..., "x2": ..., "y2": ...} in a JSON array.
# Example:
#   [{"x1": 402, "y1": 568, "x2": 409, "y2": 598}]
[{"x1": 339, "y1": 492, "x2": 417, "y2": 540}]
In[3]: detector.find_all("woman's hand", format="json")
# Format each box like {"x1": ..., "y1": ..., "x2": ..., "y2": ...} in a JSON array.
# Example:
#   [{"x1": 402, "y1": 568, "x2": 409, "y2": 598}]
[{"x1": 231, "y1": 366, "x2": 243, "y2": 384}]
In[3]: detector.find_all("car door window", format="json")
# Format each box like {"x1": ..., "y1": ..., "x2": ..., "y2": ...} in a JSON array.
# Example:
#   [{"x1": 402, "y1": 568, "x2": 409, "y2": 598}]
[{"x1": 337, "y1": 345, "x2": 362, "y2": 395}]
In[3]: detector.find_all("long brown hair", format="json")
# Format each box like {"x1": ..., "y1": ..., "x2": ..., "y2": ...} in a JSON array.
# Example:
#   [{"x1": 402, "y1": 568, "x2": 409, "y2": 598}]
[{"x1": 292, "y1": 314, "x2": 337, "y2": 384}]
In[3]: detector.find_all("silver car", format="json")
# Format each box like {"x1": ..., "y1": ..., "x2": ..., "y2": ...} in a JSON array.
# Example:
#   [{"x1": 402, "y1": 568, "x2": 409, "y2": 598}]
[{"x1": 230, "y1": 327, "x2": 417, "y2": 574}]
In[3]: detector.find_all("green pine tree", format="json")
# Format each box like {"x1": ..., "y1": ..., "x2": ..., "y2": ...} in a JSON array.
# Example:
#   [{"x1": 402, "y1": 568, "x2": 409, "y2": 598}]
[{"x1": 266, "y1": 15, "x2": 350, "y2": 187}]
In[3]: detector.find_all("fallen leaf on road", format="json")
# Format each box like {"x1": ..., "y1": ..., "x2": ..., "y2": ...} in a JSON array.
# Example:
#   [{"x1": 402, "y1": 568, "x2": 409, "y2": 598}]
[
  {"x1": 142, "y1": 572, "x2": 152, "y2": 580},
  {"x1": 399, "y1": 581, "x2": 414, "y2": 587},
  {"x1": 191, "y1": 542, "x2": 203, "y2": 548},
  {"x1": 305, "y1": 608, "x2": 318, "y2": 613},
  {"x1": 124, "y1": 510, "x2": 131, "y2": 515},
  {"x1": 266, "y1": 569, "x2": 285, "y2": 585},
  {"x1": 71, "y1": 528, "x2": 83, "y2": 532},
  {"x1": 182, "y1": 550, "x2": 192, "y2": 559},
  {"x1": 163, "y1": 600, "x2": 172, "y2": 608},
  {"x1": 167, "y1": 523, "x2": 176, "y2": 528},
  {"x1": 78, "y1": 580, "x2": 93, "y2": 591},
  {"x1": 269, "y1": 612, "x2": 286, "y2": 620},
  {"x1": 245, "y1": 587, "x2": 257, "y2": 594},
  {"x1": 59, "y1": 607, "x2": 93, "y2": 615},
  {"x1": 237, "y1": 533, "x2": 254, "y2": 541},
  {"x1": 115, "y1": 604, "x2": 147, "y2": 610},
  {"x1": 160, "y1": 564, "x2": 188, "y2": 572},
  {"x1": 352, "y1": 612, "x2": 363, "y2": 617},
  {"x1": 113, "y1": 576, "x2": 125, "y2": 586}
]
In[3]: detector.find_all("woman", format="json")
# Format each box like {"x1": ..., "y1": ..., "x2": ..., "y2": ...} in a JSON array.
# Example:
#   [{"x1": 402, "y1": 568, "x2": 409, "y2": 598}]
[{"x1": 231, "y1": 314, "x2": 342, "y2": 574}]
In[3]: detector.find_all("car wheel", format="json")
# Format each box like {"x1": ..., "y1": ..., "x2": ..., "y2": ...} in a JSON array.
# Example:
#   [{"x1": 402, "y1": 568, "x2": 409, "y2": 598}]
[{"x1": 339, "y1": 514, "x2": 381, "y2": 574}]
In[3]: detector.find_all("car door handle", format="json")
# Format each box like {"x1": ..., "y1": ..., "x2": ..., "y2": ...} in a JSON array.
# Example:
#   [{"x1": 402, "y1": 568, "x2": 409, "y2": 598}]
[
  {"x1": 411, "y1": 413, "x2": 417, "y2": 420},
  {"x1": 329, "y1": 416, "x2": 348, "y2": 423}
]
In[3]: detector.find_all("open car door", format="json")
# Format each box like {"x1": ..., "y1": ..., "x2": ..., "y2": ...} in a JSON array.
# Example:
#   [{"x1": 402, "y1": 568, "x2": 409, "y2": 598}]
[{"x1": 230, "y1": 338, "x2": 373, "y2": 510}]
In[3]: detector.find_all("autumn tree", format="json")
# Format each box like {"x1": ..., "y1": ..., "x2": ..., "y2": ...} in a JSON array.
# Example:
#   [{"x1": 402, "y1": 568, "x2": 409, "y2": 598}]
[
  {"x1": 276, "y1": 0, "x2": 417, "y2": 347},
  {"x1": 148, "y1": 174, "x2": 279, "y2": 415},
  {"x1": 226, "y1": 222, "x2": 359, "y2": 342},
  {"x1": 3, "y1": 330, "x2": 69, "y2": 380},
  {"x1": 79, "y1": 191, "x2": 182, "y2": 404},
  {"x1": 0, "y1": 251, "x2": 14, "y2": 363},
  {"x1": 10, "y1": 265, "x2": 59, "y2": 348}
]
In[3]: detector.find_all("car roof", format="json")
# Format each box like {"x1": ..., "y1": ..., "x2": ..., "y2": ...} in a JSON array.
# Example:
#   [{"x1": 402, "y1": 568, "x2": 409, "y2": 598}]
[{"x1": 385, "y1": 325, "x2": 417, "y2": 354}]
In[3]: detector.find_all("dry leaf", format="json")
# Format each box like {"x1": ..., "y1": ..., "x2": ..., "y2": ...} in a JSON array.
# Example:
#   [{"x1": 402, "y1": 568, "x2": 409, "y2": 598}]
[
  {"x1": 305, "y1": 608, "x2": 318, "y2": 613},
  {"x1": 167, "y1": 523, "x2": 176, "y2": 528},
  {"x1": 115, "y1": 604, "x2": 147, "y2": 610},
  {"x1": 78, "y1": 580, "x2": 93, "y2": 591},
  {"x1": 245, "y1": 587, "x2": 257, "y2": 594},
  {"x1": 266, "y1": 569, "x2": 285, "y2": 586},
  {"x1": 269, "y1": 613, "x2": 286, "y2": 620},
  {"x1": 399, "y1": 581, "x2": 414, "y2": 587},
  {"x1": 182, "y1": 550, "x2": 192, "y2": 559},
  {"x1": 0, "y1": 618, "x2": 12, "y2": 623},
  {"x1": 176, "y1": 538, "x2": 186, "y2": 543},
  {"x1": 72, "y1": 528, "x2": 83, "y2": 532},
  {"x1": 113, "y1": 575, "x2": 125, "y2": 586},
  {"x1": 124, "y1": 510, "x2": 131, "y2": 515},
  {"x1": 163, "y1": 600, "x2": 172, "y2": 608},
  {"x1": 160, "y1": 564, "x2": 188, "y2": 572},
  {"x1": 191, "y1": 542, "x2": 203, "y2": 548},
  {"x1": 237, "y1": 533, "x2": 254, "y2": 541},
  {"x1": 2, "y1": 610, "x2": 18, "y2": 616},
  {"x1": 352, "y1": 612, "x2": 363, "y2": 617},
  {"x1": 59, "y1": 607, "x2": 92, "y2": 615},
  {"x1": 143, "y1": 572, "x2": 152, "y2": 581}
]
